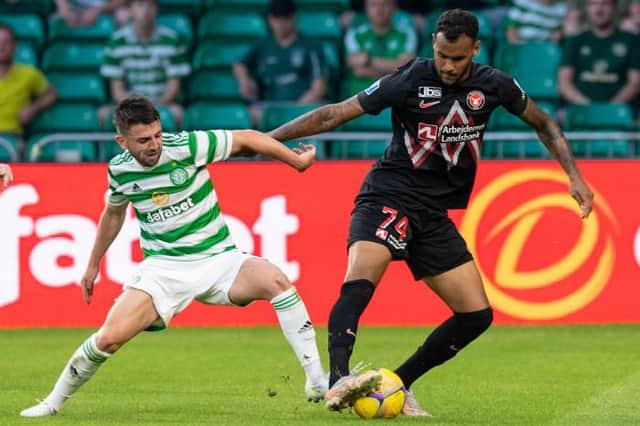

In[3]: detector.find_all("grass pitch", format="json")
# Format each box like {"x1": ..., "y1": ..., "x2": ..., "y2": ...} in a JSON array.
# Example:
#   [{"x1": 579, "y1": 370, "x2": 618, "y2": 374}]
[{"x1": 2, "y1": 326, "x2": 639, "y2": 425}]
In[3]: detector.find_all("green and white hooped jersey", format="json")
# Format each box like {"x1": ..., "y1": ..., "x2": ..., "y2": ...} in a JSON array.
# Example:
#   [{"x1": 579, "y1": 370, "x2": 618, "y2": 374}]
[{"x1": 107, "y1": 130, "x2": 235, "y2": 260}]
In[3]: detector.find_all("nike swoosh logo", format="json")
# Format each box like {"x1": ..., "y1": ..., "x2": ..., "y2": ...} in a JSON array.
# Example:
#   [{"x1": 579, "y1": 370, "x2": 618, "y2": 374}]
[
  {"x1": 419, "y1": 100, "x2": 440, "y2": 109},
  {"x1": 346, "y1": 328, "x2": 356, "y2": 337}
]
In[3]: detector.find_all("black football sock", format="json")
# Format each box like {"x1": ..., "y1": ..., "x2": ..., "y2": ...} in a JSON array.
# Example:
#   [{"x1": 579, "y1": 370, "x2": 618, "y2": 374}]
[
  {"x1": 395, "y1": 307, "x2": 493, "y2": 389},
  {"x1": 327, "y1": 279, "x2": 375, "y2": 386}
]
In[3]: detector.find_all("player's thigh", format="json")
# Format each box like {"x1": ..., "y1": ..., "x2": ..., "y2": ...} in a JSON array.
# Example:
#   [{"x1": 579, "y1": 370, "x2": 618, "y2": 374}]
[
  {"x1": 422, "y1": 260, "x2": 490, "y2": 313},
  {"x1": 346, "y1": 200, "x2": 411, "y2": 284},
  {"x1": 97, "y1": 288, "x2": 160, "y2": 351},
  {"x1": 227, "y1": 257, "x2": 290, "y2": 305}
]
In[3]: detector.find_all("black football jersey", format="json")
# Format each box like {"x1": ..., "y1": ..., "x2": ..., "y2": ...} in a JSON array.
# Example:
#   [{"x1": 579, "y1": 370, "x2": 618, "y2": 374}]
[{"x1": 356, "y1": 58, "x2": 528, "y2": 211}]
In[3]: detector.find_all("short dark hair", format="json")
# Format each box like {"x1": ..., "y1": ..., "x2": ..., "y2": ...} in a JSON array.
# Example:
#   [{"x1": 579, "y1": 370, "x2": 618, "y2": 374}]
[
  {"x1": 113, "y1": 95, "x2": 160, "y2": 134},
  {"x1": 0, "y1": 24, "x2": 16, "y2": 42},
  {"x1": 435, "y1": 9, "x2": 479, "y2": 41},
  {"x1": 269, "y1": 0, "x2": 296, "y2": 17}
]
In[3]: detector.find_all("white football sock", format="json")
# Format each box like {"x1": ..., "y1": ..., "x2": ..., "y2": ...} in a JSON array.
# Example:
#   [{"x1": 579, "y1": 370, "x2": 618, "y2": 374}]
[
  {"x1": 45, "y1": 333, "x2": 111, "y2": 410},
  {"x1": 271, "y1": 287, "x2": 326, "y2": 384}
]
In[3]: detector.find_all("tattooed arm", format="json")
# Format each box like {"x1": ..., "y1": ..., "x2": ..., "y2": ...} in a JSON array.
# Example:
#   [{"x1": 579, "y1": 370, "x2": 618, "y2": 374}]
[
  {"x1": 519, "y1": 98, "x2": 594, "y2": 218},
  {"x1": 268, "y1": 96, "x2": 365, "y2": 142}
]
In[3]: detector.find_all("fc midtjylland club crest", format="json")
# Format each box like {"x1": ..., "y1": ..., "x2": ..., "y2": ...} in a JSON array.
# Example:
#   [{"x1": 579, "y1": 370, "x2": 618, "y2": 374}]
[
  {"x1": 169, "y1": 167, "x2": 188, "y2": 185},
  {"x1": 466, "y1": 90, "x2": 485, "y2": 110}
]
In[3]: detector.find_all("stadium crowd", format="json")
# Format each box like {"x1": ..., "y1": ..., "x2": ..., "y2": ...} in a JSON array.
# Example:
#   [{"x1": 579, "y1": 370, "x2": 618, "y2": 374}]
[{"x1": 0, "y1": 0, "x2": 638, "y2": 161}]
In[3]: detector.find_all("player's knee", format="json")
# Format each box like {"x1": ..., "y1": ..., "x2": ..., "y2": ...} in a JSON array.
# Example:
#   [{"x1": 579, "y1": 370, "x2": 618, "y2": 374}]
[
  {"x1": 267, "y1": 270, "x2": 291, "y2": 298},
  {"x1": 95, "y1": 329, "x2": 127, "y2": 354},
  {"x1": 456, "y1": 307, "x2": 493, "y2": 337}
]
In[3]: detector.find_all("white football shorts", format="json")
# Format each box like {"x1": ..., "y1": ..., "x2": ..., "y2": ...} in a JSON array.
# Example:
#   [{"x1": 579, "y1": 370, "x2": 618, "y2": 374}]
[{"x1": 124, "y1": 249, "x2": 255, "y2": 329}]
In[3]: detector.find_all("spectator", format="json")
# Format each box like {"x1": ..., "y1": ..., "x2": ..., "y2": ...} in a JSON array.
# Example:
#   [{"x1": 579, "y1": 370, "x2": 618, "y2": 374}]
[
  {"x1": 564, "y1": 0, "x2": 585, "y2": 36},
  {"x1": 343, "y1": 0, "x2": 417, "y2": 96},
  {"x1": 54, "y1": 0, "x2": 130, "y2": 27},
  {"x1": 100, "y1": 0, "x2": 189, "y2": 129},
  {"x1": 0, "y1": 163, "x2": 12, "y2": 189},
  {"x1": 341, "y1": 0, "x2": 431, "y2": 32},
  {"x1": 0, "y1": 25, "x2": 57, "y2": 146},
  {"x1": 620, "y1": 0, "x2": 640, "y2": 33},
  {"x1": 558, "y1": 0, "x2": 640, "y2": 104},
  {"x1": 506, "y1": 0, "x2": 568, "y2": 44},
  {"x1": 233, "y1": 0, "x2": 327, "y2": 127}
]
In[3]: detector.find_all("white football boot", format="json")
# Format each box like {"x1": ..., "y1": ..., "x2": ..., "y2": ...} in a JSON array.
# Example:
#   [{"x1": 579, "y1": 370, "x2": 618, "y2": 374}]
[
  {"x1": 20, "y1": 400, "x2": 58, "y2": 417},
  {"x1": 402, "y1": 389, "x2": 431, "y2": 417}
]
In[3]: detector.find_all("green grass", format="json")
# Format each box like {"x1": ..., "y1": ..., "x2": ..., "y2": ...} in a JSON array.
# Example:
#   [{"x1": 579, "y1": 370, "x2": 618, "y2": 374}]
[{"x1": 2, "y1": 326, "x2": 639, "y2": 425}]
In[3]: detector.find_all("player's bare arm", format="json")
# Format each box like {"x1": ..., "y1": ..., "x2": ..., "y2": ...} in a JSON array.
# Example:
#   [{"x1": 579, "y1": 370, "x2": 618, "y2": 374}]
[
  {"x1": 520, "y1": 98, "x2": 594, "y2": 219},
  {"x1": 80, "y1": 202, "x2": 128, "y2": 304},
  {"x1": 230, "y1": 129, "x2": 316, "y2": 172},
  {"x1": 0, "y1": 163, "x2": 13, "y2": 189},
  {"x1": 268, "y1": 96, "x2": 365, "y2": 142}
]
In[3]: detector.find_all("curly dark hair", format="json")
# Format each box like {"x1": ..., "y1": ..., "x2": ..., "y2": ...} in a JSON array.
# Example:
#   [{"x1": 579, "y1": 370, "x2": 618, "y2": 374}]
[{"x1": 435, "y1": 9, "x2": 479, "y2": 41}]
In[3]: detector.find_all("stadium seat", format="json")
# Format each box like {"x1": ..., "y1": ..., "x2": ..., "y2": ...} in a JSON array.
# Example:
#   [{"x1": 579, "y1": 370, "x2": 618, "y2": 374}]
[
  {"x1": 484, "y1": 102, "x2": 555, "y2": 159},
  {"x1": 320, "y1": 40, "x2": 341, "y2": 101},
  {"x1": 0, "y1": 0, "x2": 53, "y2": 15},
  {"x1": 296, "y1": 0, "x2": 349, "y2": 12},
  {"x1": 158, "y1": 0, "x2": 201, "y2": 16},
  {"x1": 512, "y1": 72, "x2": 558, "y2": 103},
  {"x1": 48, "y1": 14, "x2": 115, "y2": 43},
  {"x1": 15, "y1": 43, "x2": 37, "y2": 66},
  {"x1": 42, "y1": 44, "x2": 104, "y2": 73},
  {"x1": 198, "y1": 12, "x2": 267, "y2": 43},
  {"x1": 26, "y1": 137, "x2": 98, "y2": 162},
  {"x1": 494, "y1": 42, "x2": 561, "y2": 78},
  {"x1": 188, "y1": 71, "x2": 242, "y2": 102},
  {"x1": 30, "y1": 103, "x2": 99, "y2": 134},
  {"x1": 48, "y1": 73, "x2": 107, "y2": 104},
  {"x1": 104, "y1": 105, "x2": 177, "y2": 132},
  {"x1": 334, "y1": 109, "x2": 391, "y2": 158},
  {"x1": 192, "y1": 43, "x2": 252, "y2": 72},
  {"x1": 205, "y1": 0, "x2": 269, "y2": 13},
  {"x1": 157, "y1": 13, "x2": 193, "y2": 47},
  {"x1": 259, "y1": 103, "x2": 327, "y2": 158},
  {"x1": 0, "y1": 134, "x2": 20, "y2": 162},
  {"x1": 297, "y1": 12, "x2": 341, "y2": 42},
  {"x1": 184, "y1": 103, "x2": 251, "y2": 129},
  {"x1": 0, "y1": 14, "x2": 44, "y2": 49},
  {"x1": 565, "y1": 103, "x2": 634, "y2": 158}
]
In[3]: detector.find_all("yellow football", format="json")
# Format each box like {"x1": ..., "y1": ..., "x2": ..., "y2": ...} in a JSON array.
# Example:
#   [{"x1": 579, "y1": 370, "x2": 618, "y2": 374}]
[{"x1": 353, "y1": 368, "x2": 405, "y2": 419}]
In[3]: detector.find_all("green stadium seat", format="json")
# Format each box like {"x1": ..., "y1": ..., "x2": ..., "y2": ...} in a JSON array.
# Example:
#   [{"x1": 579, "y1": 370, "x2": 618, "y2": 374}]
[
  {"x1": 192, "y1": 43, "x2": 252, "y2": 71},
  {"x1": 26, "y1": 136, "x2": 98, "y2": 162},
  {"x1": 188, "y1": 71, "x2": 242, "y2": 102},
  {"x1": 297, "y1": 12, "x2": 341, "y2": 42},
  {"x1": 48, "y1": 14, "x2": 115, "y2": 43},
  {"x1": 205, "y1": 0, "x2": 270, "y2": 13},
  {"x1": 566, "y1": 103, "x2": 634, "y2": 158},
  {"x1": 494, "y1": 42, "x2": 561, "y2": 78},
  {"x1": 158, "y1": 0, "x2": 201, "y2": 16},
  {"x1": 259, "y1": 103, "x2": 327, "y2": 158},
  {"x1": 296, "y1": 0, "x2": 349, "y2": 12},
  {"x1": 30, "y1": 103, "x2": 99, "y2": 134},
  {"x1": 198, "y1": 12, "x2": 267, "y2": 43},
  {"x1": 0, "y1": 0, "x2": 53, "y2": 15},
  {"x1": 320, "y1": 40, "x2": 341, "y2": 101},
  {"x1": 15, "y1": 43, "x2": 37, "y2": 66},
  {"x1": 484, "y1": 103, "x2": 555, "y2": 159},
  {"x1": 104, "y1": 105, "x2": 178, "y2": 132},
  {"x1": 48, "y1": 73, "x2": 107, "y2": 104},
  {"x1": 157, "y1": 13, "x2": 193, "y2": 47},
  {"x1": 0, "y1": 14, "x2": 44, "y2": 49},
  {"x1": 512, "y1": 72, "x2": 558, "y2": 103},
  {"x1": 0, "y1": 134, "x2": 20, "y2": 162},
  {"x1": 334, "y1": 109, "x2": 391, "y2": 158},
  {"x1": 184, "y1": 103, "x2": 251, "y2": 129},
  {"x1": 42, "y1": 43, "x2": 104, "y2": 72},
  {"x1": 259, "y1": 103, "x2": 320, "y2": 131}
]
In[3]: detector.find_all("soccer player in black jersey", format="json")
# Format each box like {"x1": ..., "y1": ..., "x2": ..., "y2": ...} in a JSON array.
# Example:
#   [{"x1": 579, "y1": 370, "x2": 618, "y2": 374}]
[{"x1": 270, "y1": 9, "x2": 594, "y2": 416}]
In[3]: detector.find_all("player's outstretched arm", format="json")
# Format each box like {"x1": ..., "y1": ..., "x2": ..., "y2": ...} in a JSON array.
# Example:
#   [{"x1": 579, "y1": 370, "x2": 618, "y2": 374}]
[
  {"x1": 230, "y1": 129, "x2": 316, "y2": 172},
  {"x1": 80, "y1": 202, "x2": 127, "y2": 304},
  {"x1": 0, "y1": 163, "x2": 13, "y2": 190},
  {"x1": 519, "y1": 98, "x2": 594, "y2": 219},
  {"x1": 268, "y1": 96, "x2": 365, "y2": 142}
]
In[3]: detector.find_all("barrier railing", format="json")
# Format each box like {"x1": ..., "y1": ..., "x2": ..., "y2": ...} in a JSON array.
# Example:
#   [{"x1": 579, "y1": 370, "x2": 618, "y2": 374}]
[
  {"x1": 0, "y1": 135, "x2": 19, "y2": 162},
  {"x1": 26, "y1": 131, "x2": 640, "y2": 162}
]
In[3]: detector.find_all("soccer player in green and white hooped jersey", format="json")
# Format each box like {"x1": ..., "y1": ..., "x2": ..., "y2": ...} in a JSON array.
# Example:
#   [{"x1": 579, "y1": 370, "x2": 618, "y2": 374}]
[{"x1": 20, "y1": 95, "x2": 328, "y2": 418}]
